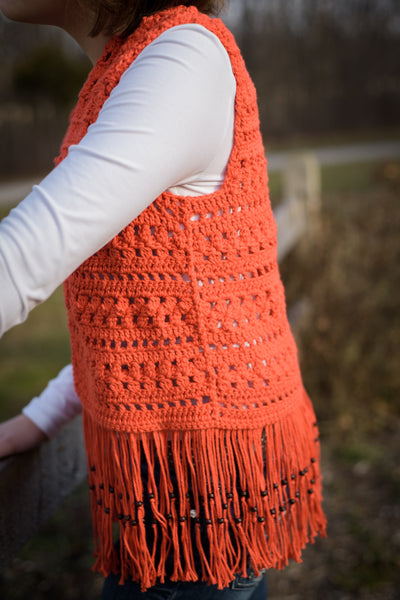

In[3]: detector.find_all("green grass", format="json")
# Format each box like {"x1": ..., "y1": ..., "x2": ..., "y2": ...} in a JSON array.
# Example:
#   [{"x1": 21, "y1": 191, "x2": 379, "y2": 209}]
[
  {"x1": 267, "y1": 170, "x2": 282, "y2": 205},
  {"x1": 321, "y1": 160, "x2": 377, "y2": 194},
  {"x1": 0, "y1": 287, "x2": 70, "y2": 420},
  {"x1": 268, "y1": 160, "x2": 377, "y2": 206}
]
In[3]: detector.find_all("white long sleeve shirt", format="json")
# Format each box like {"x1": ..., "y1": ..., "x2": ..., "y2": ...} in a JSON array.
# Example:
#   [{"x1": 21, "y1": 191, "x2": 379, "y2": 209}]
[{"x1": 0, "y1": 24, "x2": 236, "y2": 437}]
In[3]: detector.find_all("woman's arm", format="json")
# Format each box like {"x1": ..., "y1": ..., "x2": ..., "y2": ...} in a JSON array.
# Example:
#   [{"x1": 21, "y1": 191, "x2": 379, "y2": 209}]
[
  {"x1": 0, "y1": 24, "x2": 235, "y2": 453},
  {"x1": 0, "y1": 364, "x2": 81, "y2": 458},
  {"x1": 0, "y1": 23, "x2": 235, "y2": 337},
  {"x1": 21, "y1": 364, "x2": 82, "y2": 437}
]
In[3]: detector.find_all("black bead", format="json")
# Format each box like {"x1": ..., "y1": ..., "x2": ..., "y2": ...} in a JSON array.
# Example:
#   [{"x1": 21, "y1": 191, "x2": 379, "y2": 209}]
[
  {"x1": 257, "y1": 516, "x2": 265, "y2": 523},
  {"x1": 311, "y1": 479, "x2": 316, "y2": 484},
  {"x1": 289, "y1": 498, "x2": 296, "y2": 505},
  {"x1": 124, "y1": 515, "x2": 131, "y2": 521},
  {"x1": 251, "y1": 506, "x2": 258, "y2": 513},
  {"x1": 218, "y1": 518, "x2": 224, "y2": 524},
  {"x1": 90, "y1": 466, "x2": 96, "y2": 472},
  {"x1": 99, "y1": 483, "x2": 104, "y2": 490},
  {"x1": 270, "y1": 508, "x2": 276, "y2": 516},
  {"x1": 311, "y1": 457, "x2": 316, "y2": 463},
  {"x1": 195, "y1": 517, "x2": 201, "y2": 524},
  {"x1": 185, "y1": 493, "x2": 190, "y2": 498},
  {"x1": 130, "y1": 520, "x2": 138, "y2": 526},
  {"x1": 208, "y1": 492, "x2": 215, "y2": 499},
  {"x1": 279, "y1": 505, "x2": 285, "y2": 512},
  {"x1": 295, "y1": 491, "x2": 300, "y2": 498},
  {"x1": 291, "y1": 474, "x2": 296, "y2": 480},
  {"x1": 117, "y1": 514, "x2": 123, "y2": 520},
  {"x1": 205, "y1": 519, "x2": 212, "y2": 525},
  {"x1": 281, "y1": 479, "x2": 288, "y2": 486},
  {"x1": 307, "y1": 489, "x2": 314, "y2": 494},
  {"x1": 261, "y1": 490, "x2": 268, "y2": 497},
  {"x1": 109, "y1": 486, "x2": 114, "y2": 493},
  {"x1": 166, "y1": 513, "x2": 172, "y2": 520},
  {"x1": 169, "y1": 492, "x2": 176, "y2": 499},
  {"x1": 179, "y1": 516, "x2": 186, "y2": 522},
  {"x1": 148, "y1": 493, "x2": 155, "y2": 499},
  {"x1": 105, "y1": 508, "x2": 110, "y2": 514},
  {"x1": 235, "y1": 517, "x2": 242, "y2": 524},
  {"x1": 135, "y1": 500, "x2": 143, "y2": 507},
  {"x1": 89, "y1": 484, "x2": 95, "y2": 491},
  {"x1": 223, "y1": 503, "x2": 228, "y2": 510},
  {"x1": 227, "y1": 492, "x2": 233, "y2": 499},
  {"x1": 273, "y1": 483, "x2": 278, "y2": 490},
  {"x1": 97, "y1": 499, "x2": 102, "y2": 506},
  {"x1": 299, "y1": 470, "x2": 306, "y2": 476},
  {"x1": 239, "y1": 491, "x2": 248, "y2": 498}
]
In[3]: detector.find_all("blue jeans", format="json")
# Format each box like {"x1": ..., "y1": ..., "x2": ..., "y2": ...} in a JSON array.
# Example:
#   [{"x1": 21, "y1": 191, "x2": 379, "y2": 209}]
[
  {"x1": 100, "y1": 452, "x2": 268, "y2": 599},
  {"x1": 101, "y1": 571, "x2": 267, "y2": 600}
]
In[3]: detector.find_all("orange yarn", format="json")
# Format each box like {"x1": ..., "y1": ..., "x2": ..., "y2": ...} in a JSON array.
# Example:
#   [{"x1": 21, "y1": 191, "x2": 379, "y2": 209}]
[{"x1": 57, "y1": 5, "x2": 326, "y2": 591}]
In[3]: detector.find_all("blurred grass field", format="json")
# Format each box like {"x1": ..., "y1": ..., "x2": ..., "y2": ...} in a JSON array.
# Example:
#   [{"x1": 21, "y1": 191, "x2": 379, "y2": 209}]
[
  {"x1": 0, "y1": 289, "x2": 70, "y2": 419},
  {"x1": 0, "y1": 158, "x2": 399, "y2": 599}
]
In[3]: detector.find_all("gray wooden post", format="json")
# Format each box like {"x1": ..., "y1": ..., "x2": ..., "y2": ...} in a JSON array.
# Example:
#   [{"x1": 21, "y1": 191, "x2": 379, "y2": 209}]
[
  {"x1": 275, "y1": 152, "x2": 321, "y2": 261},
  {"x1": 283, "y1": 152, "x2": 321, "y2": 234},
  {"x1": 280, "y1": 152, "x2": 321, "y2": 336},
  {"x1": 0, "y1": 417, "x2": 87, "y2": 569}
]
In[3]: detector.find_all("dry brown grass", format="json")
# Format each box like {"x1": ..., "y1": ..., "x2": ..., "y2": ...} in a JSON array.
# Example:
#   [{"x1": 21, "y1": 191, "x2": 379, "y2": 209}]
[{"x1": 271, "y1": 167, "x2": 400, "y2": 599}]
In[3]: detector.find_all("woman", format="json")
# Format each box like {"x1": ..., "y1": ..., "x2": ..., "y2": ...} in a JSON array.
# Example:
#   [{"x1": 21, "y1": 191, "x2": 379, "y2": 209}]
[{"x1": 0, "y1": 1, "x2": 327, "y2": 598}]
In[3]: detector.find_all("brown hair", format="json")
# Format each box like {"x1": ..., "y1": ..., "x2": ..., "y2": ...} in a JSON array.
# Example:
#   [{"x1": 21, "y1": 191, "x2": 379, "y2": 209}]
[{"x1": 84, "y1": 1, "x2": 226, "y2": 38}]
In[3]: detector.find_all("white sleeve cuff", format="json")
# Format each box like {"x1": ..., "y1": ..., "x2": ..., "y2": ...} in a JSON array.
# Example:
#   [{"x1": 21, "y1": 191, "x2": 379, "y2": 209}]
[{"x1": 22, "y1": 364, "x2": 82, "y2": 438}]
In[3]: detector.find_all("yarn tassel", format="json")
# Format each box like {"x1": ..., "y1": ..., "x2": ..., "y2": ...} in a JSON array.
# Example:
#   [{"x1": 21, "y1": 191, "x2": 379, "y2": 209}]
[{"x1": 83, "y1": 388, "x2": 326, "y2": 591}]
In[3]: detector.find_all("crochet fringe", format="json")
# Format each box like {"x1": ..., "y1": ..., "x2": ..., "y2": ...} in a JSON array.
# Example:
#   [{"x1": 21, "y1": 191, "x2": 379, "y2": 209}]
[{"x1": 83, "y1": 392, "x2": 327, "y2": 591}]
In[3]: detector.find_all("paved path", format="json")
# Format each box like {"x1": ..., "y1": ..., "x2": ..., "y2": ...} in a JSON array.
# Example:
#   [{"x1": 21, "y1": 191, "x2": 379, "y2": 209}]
[
  {"x1": 1, "y1": 140, "x2": 400, "y2": 207},
  {"x1": 266, "y1": 139, "x2": 400, "y2": 172}
]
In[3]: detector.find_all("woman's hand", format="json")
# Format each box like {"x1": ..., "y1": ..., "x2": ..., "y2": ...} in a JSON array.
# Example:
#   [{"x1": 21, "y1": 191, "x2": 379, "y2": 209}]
[{"x1": 0, "y1": 414, "x2": 47, "y2": 459}]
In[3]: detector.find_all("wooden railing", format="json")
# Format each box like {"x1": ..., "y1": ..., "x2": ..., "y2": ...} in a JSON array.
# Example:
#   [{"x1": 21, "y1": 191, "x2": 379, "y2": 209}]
[{"x1": 0, "y1": 152, "x2": 321, "y2": 569}]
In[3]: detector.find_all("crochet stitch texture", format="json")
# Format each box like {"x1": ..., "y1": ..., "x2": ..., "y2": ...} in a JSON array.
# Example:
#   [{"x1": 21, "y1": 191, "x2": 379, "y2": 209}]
[{"x1": 56, "y1": 5, "x2": 326, "y2": 590}]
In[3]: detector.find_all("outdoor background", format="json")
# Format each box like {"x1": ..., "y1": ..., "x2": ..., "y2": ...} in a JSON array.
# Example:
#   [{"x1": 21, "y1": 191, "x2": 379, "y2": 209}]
[{"x1": 0, "y1": 0, "x2": 399, "y2": 598}]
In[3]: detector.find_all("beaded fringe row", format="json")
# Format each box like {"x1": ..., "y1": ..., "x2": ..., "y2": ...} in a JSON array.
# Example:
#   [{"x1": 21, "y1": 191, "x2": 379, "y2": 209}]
[{"x1": 83, "y1": 394, "x2": 326, "y2": 591}]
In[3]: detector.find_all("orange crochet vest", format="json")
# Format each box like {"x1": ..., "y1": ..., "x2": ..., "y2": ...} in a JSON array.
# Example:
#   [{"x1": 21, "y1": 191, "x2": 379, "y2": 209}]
[{"x1": 56, "y1": 5, "x2": 326, "y2": 590}]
